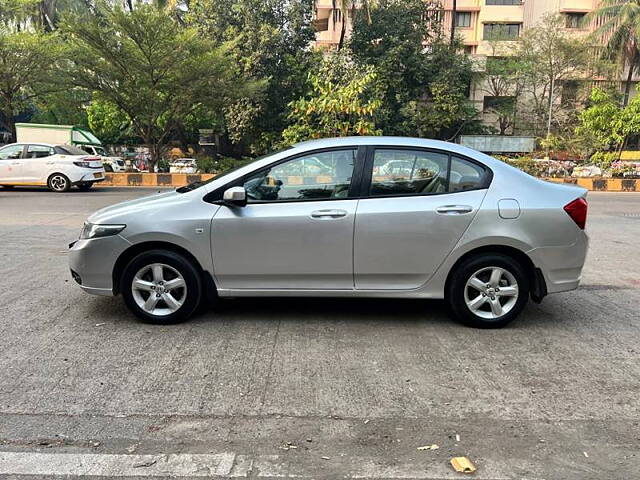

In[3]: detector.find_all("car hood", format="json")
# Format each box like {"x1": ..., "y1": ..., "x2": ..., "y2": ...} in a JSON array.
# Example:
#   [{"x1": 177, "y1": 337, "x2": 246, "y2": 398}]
[{"x1": 88, "y1": 190, "x2": 183, "y2": 224}]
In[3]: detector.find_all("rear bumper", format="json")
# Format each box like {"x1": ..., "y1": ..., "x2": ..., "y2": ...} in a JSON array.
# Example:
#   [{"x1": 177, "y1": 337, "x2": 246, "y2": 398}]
[
  {"x1": 68, "y1": 234, "x2": 131, "y2": 296},
  {"x1": 527, "y1": 232, "x2": 589, "y2": 294}
]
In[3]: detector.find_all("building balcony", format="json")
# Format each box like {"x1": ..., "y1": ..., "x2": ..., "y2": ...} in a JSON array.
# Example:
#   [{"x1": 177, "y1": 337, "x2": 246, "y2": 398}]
[
  {"x1": 442, "y1": 0, "x2": 481, "y2": 12},
  {"x1": 559, "y1": 0, "x2": 597, "y2": 13}
]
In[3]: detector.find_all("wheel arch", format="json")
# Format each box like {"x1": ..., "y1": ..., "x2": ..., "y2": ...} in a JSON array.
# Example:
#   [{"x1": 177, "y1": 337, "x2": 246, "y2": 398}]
[
  {"x1": 444, "y1": 245, "x2": 547, "y2": 303},
  {"x1": 112, "y1": 241, "x2": 217, "y2": 301}
]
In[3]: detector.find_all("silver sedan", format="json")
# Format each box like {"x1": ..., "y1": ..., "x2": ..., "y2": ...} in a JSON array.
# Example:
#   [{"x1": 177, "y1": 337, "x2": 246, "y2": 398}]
[{"x1": 68, "y1": 137, "x2": 589, "y2": 328}]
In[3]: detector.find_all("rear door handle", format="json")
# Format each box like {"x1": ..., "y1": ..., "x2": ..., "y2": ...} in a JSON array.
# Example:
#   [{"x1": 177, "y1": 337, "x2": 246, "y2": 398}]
[
  {"x1": 311, "y1": 209, "x2": 348, "y2": 219},
  {"x1": 10, "y1": 161, "x2": 21, "y2": 165},
  {"x1": 436, "y1": 205, "x2": 473, "y2": 215}
]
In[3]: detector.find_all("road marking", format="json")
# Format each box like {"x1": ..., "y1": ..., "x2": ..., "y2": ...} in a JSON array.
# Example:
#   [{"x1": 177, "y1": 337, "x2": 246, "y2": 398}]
[{"x1": 0, "y1": 451, "x2": 525, "y2": 479}]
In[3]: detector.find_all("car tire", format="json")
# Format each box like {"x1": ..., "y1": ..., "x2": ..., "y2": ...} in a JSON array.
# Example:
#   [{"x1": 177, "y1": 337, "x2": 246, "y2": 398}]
[
  {"x1": 77, "y1": 183, "x2": 93, "y2": 191},
  {"x1": 121, "y1": 249, "x2": 202, "y2": 324},
  {"x1": 47, "y1": 173, "x2": 71, "y2": 192},
  {"x1": 1, "y1": 185, "x2": 14, "y2": 189},
  {"x1": 447, "y1": 253, "x2": 530, "y2": 329}
]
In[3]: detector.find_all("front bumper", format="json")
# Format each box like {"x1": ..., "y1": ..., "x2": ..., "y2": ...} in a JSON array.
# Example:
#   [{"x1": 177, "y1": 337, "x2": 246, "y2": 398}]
[{"x1": 68, "y1": 234, "x2": 131, "y2": 296}]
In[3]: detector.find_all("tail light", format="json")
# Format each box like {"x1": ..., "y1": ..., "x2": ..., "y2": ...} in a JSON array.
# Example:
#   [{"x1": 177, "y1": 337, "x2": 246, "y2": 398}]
[{"x1": 564, "y1": 197, "x2": 588, "y2": 230}]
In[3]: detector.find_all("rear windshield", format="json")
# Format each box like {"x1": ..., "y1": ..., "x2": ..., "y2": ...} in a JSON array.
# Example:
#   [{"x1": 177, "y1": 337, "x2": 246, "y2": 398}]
[{"x1": 54, "y1": 145, "x2": 90, "y2": 156}]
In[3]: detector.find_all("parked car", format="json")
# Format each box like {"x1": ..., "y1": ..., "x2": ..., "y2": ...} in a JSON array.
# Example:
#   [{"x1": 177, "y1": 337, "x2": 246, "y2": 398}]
[
  {"x1": 0, "y1": 143, "x2": 105, "y2": 191},
  {"x1": 69, "y1": 137, "x2": 589, "y2": 328},
  {"x1": 169, "y1": 158, "x2": 197, "y2": 174},
  {"x1": 80, "y1": 145, "x2": 126, "y2": 172}
]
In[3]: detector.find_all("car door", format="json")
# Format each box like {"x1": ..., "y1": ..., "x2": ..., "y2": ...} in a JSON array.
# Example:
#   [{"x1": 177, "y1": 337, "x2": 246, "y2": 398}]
[
  {"x1": 0, "y1": 144, "x2": 26, "y2": 184},
  {"x1": 353, "y1": 147, "x2": 490, "y2": 290},
  {"x1": 22, "y1": 144, "x2": 57, "y2": 184},
  {"x1": 210, "y1": 148, "x2": 364, "y2": 290}
]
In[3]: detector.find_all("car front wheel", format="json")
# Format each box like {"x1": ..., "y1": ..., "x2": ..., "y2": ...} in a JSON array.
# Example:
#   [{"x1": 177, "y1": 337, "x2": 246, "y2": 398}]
[
  {"x1": 447, "y1": 253, "x2": 529, "y2": 328},
  {"x1": 121, "y1": 250, "x2": 202, "y2": 324}
]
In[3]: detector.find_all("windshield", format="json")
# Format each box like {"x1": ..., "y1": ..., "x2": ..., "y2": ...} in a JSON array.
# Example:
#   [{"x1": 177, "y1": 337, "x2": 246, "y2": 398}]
[
  {"x1": 176, "y1": 148, "x2": 292, "y2": 193},
  {"x1": 55, "y1": 145, "x2": 92, "y2": 156}
]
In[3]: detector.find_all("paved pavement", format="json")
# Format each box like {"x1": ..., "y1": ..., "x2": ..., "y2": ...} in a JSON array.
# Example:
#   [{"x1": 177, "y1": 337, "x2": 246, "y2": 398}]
[{"x1": 0, "y1": 187, "x2": 638, "y2": 479}]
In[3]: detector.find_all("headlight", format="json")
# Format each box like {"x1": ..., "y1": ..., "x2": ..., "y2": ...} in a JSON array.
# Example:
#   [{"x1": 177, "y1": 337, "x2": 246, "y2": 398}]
[
  {"x1": 80, "y1": 222, "x2": 126, "y2": 239},
  {"x1": 74, "y1": 161, "x2": 91, "y2": 168}
]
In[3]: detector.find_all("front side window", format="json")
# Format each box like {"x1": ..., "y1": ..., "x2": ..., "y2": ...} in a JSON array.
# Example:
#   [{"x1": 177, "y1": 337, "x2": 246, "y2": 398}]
[
  {"x1": 0, "y1": 145, "x2": 24, "y2": 160},
  {"x1": 242, "y1": 149, "x2": 356, "y2": 202},
  {"x1": 370, "y1": 150, "x2": 449, "y2": 196},
  {"x1": 26, "y1": 145, "x2": 55, "y2": 158}
]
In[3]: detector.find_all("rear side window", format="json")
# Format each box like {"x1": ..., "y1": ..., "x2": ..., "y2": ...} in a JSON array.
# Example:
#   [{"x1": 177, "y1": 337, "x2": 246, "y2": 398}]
[
  {"x1": 371, "y1": 150, "x2": 449, "y2": 196},
  {"x1": 369, "y1": 149, "x2": 487, "y2": 197},
  {"x1": 449, "y1": 156, "x2": 486, "y2": 192},
  {"x1": 54, "y1": 145, "x2": 89, "y2": 155}
]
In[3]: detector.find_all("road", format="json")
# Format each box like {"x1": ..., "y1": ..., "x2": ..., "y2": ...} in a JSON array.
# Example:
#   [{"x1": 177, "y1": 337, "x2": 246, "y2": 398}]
[{"x1": 0, "y1": 187, "x2": 638, "y2": 479}]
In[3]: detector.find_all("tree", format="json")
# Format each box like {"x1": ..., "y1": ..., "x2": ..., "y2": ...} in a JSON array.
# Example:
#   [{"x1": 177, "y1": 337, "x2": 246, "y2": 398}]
[
  {"x1": 333, "y1": 0, "x2": 375, "y2": 50},
  {"x1": 185, "y1": 0, "x2": 315, "y2": 155},
  {"x1": 589, "y1": 0, "x2": 640, "y2": 106},
  {"x1": 482, "y1": 54, "x2": 525, "y2": 135},
  {"x1": 517, "y1": 14, "x2": 594, "y2": 137},
  {"x1": 576, "y1": 87, "x2": 640, "y2": 158},
  {"x1": 62, "y1": 4, "x2": 256, "y2": 170},
  {"x1": 86, "y1": 96, "x2": 132, "y2": 145},
  {"x1": 282, "y1": 65, "x2": 382, "y2": 144},
  {"x1": 350, "y1": 0, "x2": 481, "y2": 139},
  {"x1": 0, "y1": 29, "x2": 61, "y2": 142}
]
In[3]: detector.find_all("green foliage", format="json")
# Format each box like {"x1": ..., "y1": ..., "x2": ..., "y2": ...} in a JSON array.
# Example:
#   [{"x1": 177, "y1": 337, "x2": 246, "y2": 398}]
[
  {"x1": 349, "y1": 0, "x2": 480, "y2": 139},
  {"x1": 0, "y1": 29, "x2": 62, "y2": 141},
  {"x1": 195, "y1": 153, "x2": 253, "y2": 174},
  {"x1": 61, "y1": 4, "x2": 258, "y2": 169},
  {"x1": 86, "y1": 96, "x2": 132, "y2": 145},
  {"x1": 282, "y1": 65, "x2": 382, "y2": 145},
  {"x1": 185, "y1": 0, "x2": 315, "y2": 154}
]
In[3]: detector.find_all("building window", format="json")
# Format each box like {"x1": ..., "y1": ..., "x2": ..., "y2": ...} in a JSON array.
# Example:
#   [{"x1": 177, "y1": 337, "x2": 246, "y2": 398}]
[
  {"x1": 483, "y1": 23, "x2": 521, "y2": 40},
  {"x1": 566, "y1": 12, "x2": 586, "y2": 29},
  {"x1": 483, "y1": 96, "x2": 516, "y2": 112},
  {"x1": 455, "y1": 12, "x2": 472, "y2": 28},
  {"x1": 485, "y1": 0, "x2": 521, "y2": 5}
]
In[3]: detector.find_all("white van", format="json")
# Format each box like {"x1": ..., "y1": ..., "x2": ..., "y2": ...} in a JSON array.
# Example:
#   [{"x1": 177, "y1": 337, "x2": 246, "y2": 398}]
[{"x1": 0, "y1": 143, "x2": 105, "y2": 192}]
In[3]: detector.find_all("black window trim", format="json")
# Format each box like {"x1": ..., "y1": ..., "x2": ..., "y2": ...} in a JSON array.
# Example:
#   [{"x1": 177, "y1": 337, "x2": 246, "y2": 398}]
[
  {"x1": 359, "y1": 145, "x2": 493, "y2": 200},
  {"x1": 203, "y1": 145, "x2": 368, "y2": 205}
]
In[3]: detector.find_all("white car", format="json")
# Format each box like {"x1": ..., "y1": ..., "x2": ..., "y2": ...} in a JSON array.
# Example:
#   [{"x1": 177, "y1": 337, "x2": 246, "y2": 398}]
[
  {"x1": 0, "y1": 143, "x2": 106, "y2": 192},
  {"x1": 80, "y1": 145, "x2": 126, "y2": 172},
  {"x1": 169, "y1": 158, "x2": 197, "y2": 174}
]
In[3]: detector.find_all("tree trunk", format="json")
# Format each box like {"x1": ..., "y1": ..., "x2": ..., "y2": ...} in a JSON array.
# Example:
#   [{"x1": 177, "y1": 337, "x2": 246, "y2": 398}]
[
  {"x1": 622, "y1": 54, "x2": 636, "y2": 106},
  {"x1": 4, "y1": 99, "x2": 16, "y2": 143},
  {"x1": 338, "y1": 16, "x2": 346, "y2": 50},
  {"x1": 450, "y1": 0, "x2": 457, "y2": 46}
]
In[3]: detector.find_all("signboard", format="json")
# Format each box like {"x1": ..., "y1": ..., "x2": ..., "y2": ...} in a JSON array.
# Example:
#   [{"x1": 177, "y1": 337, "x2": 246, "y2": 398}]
[
  {"x1": 198, "y1": 129, "x2": 215, "y2": 146},
  {"x1": 459, "y1": 135, "x2": 535, "y2": 154}
]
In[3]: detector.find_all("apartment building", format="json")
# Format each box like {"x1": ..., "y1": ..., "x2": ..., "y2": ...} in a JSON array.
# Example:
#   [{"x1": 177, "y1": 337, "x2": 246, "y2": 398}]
[
  {"x1": 313, "y1": 1, "x2": 604, "y2": 134},
  {"x1": 314, "y1": 1, "x2": 599, "y2": 53}
]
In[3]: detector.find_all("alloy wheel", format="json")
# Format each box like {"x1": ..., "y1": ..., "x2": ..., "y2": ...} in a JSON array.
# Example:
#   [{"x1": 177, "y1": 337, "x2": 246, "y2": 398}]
[
  {"x1": 463, "y1": 266, "x2": 519, "y2": 319},
  {"x1": 131, "y1": 263, "x2": 187, "y2": 316},
  {"x1": 49, "y1": 175, "x2": 68, "y2": 192}
]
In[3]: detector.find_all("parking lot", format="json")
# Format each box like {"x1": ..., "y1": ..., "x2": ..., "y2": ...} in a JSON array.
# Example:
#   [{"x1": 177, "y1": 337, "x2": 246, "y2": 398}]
[{"x1": 0, "y1": 187, "x2": 638, "y2": 479}]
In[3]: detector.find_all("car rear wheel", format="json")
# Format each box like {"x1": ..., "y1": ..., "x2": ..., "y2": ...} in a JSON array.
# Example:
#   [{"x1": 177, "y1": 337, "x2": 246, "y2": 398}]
[
  {"x1": 447, "y1": 253, "x2": 529, "y2": 328},
  {"x1": 121, "y1": 250, "x2": 202, "y2": 324},
  {"x1": 48, "y1": 173, "x2": 71, "y2": 192}
]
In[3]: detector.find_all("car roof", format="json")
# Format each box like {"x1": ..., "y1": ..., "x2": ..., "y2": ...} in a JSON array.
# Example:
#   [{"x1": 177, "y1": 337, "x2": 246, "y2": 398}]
[{"x1": 291, "y1": 136, "x2": 505, "y2": 169}]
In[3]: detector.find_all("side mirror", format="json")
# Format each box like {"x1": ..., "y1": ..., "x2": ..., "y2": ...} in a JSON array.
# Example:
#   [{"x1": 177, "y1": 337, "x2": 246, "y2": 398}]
[{"x1": 222, "y1": 186, "x2": 247, "y2": 207}]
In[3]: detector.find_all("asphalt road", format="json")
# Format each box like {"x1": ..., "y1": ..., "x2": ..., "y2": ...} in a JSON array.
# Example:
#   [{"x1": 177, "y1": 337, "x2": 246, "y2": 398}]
[{"x1": 0, "y1": 186, "x2": 638, "y2": 479}]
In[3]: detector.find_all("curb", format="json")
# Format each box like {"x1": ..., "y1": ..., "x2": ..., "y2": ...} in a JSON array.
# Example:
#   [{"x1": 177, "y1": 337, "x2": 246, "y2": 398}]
[{"x1": 99, "y1": 173, "x2": 640, "y2": 192}]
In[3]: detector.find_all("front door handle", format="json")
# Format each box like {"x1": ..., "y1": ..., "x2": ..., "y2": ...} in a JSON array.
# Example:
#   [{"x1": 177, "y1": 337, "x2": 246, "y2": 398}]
[
  {"x1": 10, "y1": 161, "x2": 21, "y2": 165},
  {"x1": 311, "y1": 209, "x2": 348, "y2": 219},
  {"x1": 436, "y1": 205, "x2": 473, "y2": 215}
]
